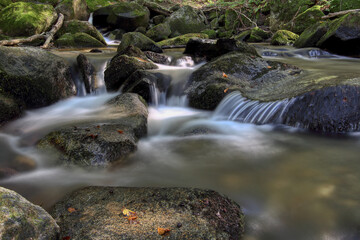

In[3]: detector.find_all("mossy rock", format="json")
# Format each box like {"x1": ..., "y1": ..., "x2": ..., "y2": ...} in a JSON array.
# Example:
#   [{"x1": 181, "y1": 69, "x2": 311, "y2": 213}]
[
  {"x1": 247, "y1": 27, "x2": 272, "y2": 43},
  {"x1": 217, "y1": 28, "x2": 233, "y2": 39},
  {"x1": 157, "y1": 33, "x2": 209, "y2": 47},
  {"x1": 286, "y1": 5, "x2": 325, "y2": 34},
  {"x1": 0, "y1": 94, "x2": 22, "y2": 125},
  {"x1": 329, "y1": 0, "x2": 360, "y2": 12},
  {"x1": 317, "y1": 12, "x2": 360, "y2": 56},
  {"x1": 56, "y1": 32, "x2": 106, "y2": 48},
  {"x1": 86, "y1": 0, "x2": 112, "y2": 12},
  {"x1": 0, "y1": 187, "x2": 59, "y2": 239},
  {"x1": 234, "y1": 30, "x2": 251, "y2": 41},
  {"x1": 166, "y1": 5, "x2": 207, "y2": 37},
  {"x1": 294, "y1": 21, "x2": 329, "y2": 48},
  {"x1": 57, "y1": 20, "x2": 106, "y2": 45},
  {"x1": 145, "y1": 22, "x2": 171, "y2": 42},
  {"x1": 271, "y1": 30, "x2": 299, "y2": 45},
  {"x1": 152, "y1": 15, "x2": 165, "y2": 25},
  {"x1": 0, "y1": 2, "x2": 57, "y2": 37},
  {"x1": 0, "y1": 0, "x2": 11, "y2": 11},
  {"x1": 12, "y1": 0, "x2": 59, "y2": 6},
  {"x1": 224, "y1": 9, "x2": 239, "y2": 32},
  {"x1": 201, "y1": 29, "x2": 217, "y2": 39},
  {"x1": 55, "y1": 0, "x2": 89, "y2": 21},
  {"x1": 117, "y1": 32, "x2": 162, "y2": 53},
  {"x1": 93, "y1": 2, "x2": 149, "y2": 31}
]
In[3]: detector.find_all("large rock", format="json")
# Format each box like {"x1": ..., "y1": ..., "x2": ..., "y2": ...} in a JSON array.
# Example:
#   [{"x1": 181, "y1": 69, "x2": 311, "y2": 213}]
[
  {"x1": 0, "y1": 46, "x2": 76, "y2": 109},
  {"x1": 55, "y1": 0, "x2": 89, "y2": 21},
  {"x1": 104, "y1": 52, "x2": 157, "y2": 92},
  {"x1": 271, "y1": 30, "x2": 299, "y2": 45},
  {"x1": 57, "y1": 20, "x2": 106, "y2": 45},
  {"x1": 50, "y1": 186, "x2": 244, "y2": 239},
  {"x1": 0, "y1": 2, "x2": 57, "y2": 37},
  {"x1": 234, "y1": 27, "x2": 272, "y2": 43},
  {"x1": 145, "y1": 22, "x2": 171, "y2": 42},
  {"x1": 284, "y1": 85, "x2": 360, "y2": 133},
  {"x1": 0, "y1": 187, "x2": 59, "y2": 239},
  {"x1": 86, "y1": 0, "x2": 112, "y2": 12},
  {"x1": 117, "y1": 32, "x2": 162, "y2": 53},
  {"x1": 77, "y1": 54, "x2": 96, "y2": 94},
  {"x1": 157, "y1": 33, "x2": 209, "y2": 47},
  {"x1": 56, "y1": 32, "x2": 106, "y2": 48},
  {"x1": 185, "y1": 51, "x2": 305, "y2": 110},
  {"x1": 166, "y1": 6, "x2": 207, "y2": 37},
  {"x1": 93, "y1": 2, "x2": 149, "y2": 31},
  {"x1": 37, "y1": 93, "x2": 148, "y2": 167},
  {"x1": 294, "y1": 21, "x2": 329, "y2": 48},
  {"x1": 317, "y1": 12, "x2": 360, "y2": 56},
  {"x1": 286, "y1": 5, "x2": 324, "y2": 34}
]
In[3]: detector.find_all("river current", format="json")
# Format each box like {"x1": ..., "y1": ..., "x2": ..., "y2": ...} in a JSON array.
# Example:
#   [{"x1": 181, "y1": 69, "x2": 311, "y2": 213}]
[{"x1": 1, "y1": 46, "x2": 360, "y2": 240}]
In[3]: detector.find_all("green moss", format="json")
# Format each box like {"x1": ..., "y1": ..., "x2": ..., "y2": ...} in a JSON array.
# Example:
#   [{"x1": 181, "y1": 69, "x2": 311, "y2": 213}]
[
  {"x1": 234, "y1": 30, "x2": 251, "y2": 41},
  {"x1": 86, "y1": 0, "x2": 112, "y2": 12},
  {"x1": 157, "y1": 33, "x2": 209, "y2": 46},
  {"x1": 271, "y1": 30, "x2": 299, "y2": 45},
  {"x1": 56, "y1": 32, "x2": 106, "y2": 48},
  {"x1": 145, "y1": 23, "x2": 171, "y2": 42},
  {"x1": 201, "y1": 29, "x2": 217, "y2": 39},
  {"x1": 247, "y1": 27, "x2": 272, "y2": 42},
  {"x1": 317, "y1": 14, "x2": 348, "y2": 46},
  {"x1": 224, "y1": 9, "x2": 238, "y2": 32},
  {"x1": 0, "y1": 2, "x2": 57, "y2": 37},
  {"x1": 290, "y1": 5, "x2": 325, "y2": 34},
  {"x1": 294, "y1": 21, "x2": 329, "y2": 48},
  {"x1": 0, "y1": 0, "x2": 11, "y2": 10},
  {"x1": 12, "y1": 0, "x2": 58, "y2": 6},
  {"x1": 217, "y1": 29, "x2": 233, "y2": 38},
  {"x1": 329, "y1": 0, "x2": 360, "y2": 12}
]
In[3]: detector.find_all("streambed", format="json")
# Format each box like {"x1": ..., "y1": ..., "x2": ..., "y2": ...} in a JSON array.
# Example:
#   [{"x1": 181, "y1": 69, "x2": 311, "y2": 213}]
[{"x1": 1, "y1": 46, "x2": 360, "y2": 240}]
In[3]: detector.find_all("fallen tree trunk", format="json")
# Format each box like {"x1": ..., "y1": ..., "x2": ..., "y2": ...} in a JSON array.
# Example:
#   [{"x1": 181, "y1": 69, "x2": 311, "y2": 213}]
[
  {"x1": 42, "y1": 13, "x2": 64, "y2": 49},
  {"x1": 0, "y1": 34, "x2": 46, "y2": 46},
  {"x1": 322, "y1": 9, "x2": 360, "y2": 19}
]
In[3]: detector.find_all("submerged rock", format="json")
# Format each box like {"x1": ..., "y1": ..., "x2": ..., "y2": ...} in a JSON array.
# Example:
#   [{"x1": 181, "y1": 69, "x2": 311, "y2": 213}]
[
  {"x1": 37, "y1": 93, "x2": 148, "y2": 167},
  {"x1": 77, "y1": 54, "x2": 96, "y2": 94},
  {"x1": 0, "y1": 2, "x2": 57, "y2": 37},
  {"x1": 166, "y1": 5, "x2": 207, "y2": 37},
  {"x1": 0, "y1": 46, "x2": 75, "y2": 110},
  {"x1": 55, "y1": 0, "x2": 89, "y2": 21},
  {"x1": 93, "y1": 2, "x2": 149, "y2": 31},
  {"x1": 0, "y1": 187, "x2": 59, "y2": 239},
  {"x1": 117, "y1": 32, "x2": 163, "y2": 53},
  {"x1": 51, "y1": 186, "x2": 244, "y2": 239}
]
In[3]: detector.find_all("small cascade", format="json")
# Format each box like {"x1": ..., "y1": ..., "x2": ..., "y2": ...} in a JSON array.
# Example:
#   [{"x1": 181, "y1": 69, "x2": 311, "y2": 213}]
[
  {"x1": 88, "y1": 13, "x2": 93, "y2": 25},
  {"x1": 213, "y1": 91, "x2": 295, "y2": 125}
]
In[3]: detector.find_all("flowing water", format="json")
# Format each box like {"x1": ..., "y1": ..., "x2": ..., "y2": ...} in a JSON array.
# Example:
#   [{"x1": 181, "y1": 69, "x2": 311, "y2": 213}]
[{"x1": 1, "y1": 46, "x2": 360, "y2": 240}]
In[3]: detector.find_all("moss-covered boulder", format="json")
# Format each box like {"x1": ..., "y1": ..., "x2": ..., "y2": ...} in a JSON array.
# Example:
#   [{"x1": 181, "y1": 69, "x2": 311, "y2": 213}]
[
  {"x1": 50, "y1": 187, "x2": 244, "y2": 239},
  {"x1": 224, "y1": 9, "x2": 239, "y2": 32},
  {"x1": 152, "y1": 14, "x2": 166, "y2": 25},
  {"x1": 145, "y1": 22, "x2": 171, "y2": 42},
  {"x1": 294, "y1": 21, "x2": 329, "y2": 48},
  {"x1": 93, "y1": 2, "x2": 149, "y2": 31},
  {"x1": 0, "y1": 187, "x2": 59, "y2": 239},
  {"x1": 329, "y1": 0, "x2": 360, "y2": 12},
  {"x1": 55, "y1": 0, "x2": 89, "y2": 21},
  {"x1": 317, "y1": 12, "x2": 360, "y2": 56},
  {"x1": 0, "y1": 46, "x2": 76, "y2": 109},
  {"x1": 57, "y1": 20, "x2": 106, "y2": 45},
  {"x1": 201, "y1": 29, "x2": 217, "y2": 39},
  {"x1": 56, "y1": 32, "x2": 106, "y2": 48},
  {"x1": 104, "y1": 51, "x2": 158, "y2": 91},
  {"x1": 0, "y1": 0, "x2": 11, "y2": 11},
  {"x1": 86, "y1": 0, "x2": 112, "y2": 12},
  {"x1": 37, "y1": 93, "x2": 148, "y2": 167},
  {"x1": 269, "y1": 0, "x2": 315, "y2": 31},
  {"x1": 166, "y1": 5, "x2": 207, "y2": 37},
  {"x1": 185, "y1": 51, "x2": 306, "y2": 110},
  {"x1": 0, "y1": 2, "x2": 57, "y2": 37},
  {"x1": 157, "y1": 33, "x2": 209, "y2": 47},
  {"x1": 0, "y1": 94, "x2": 22, "y2": 125},
  {"x1": 271, "y1": 30, "x2": 299, "y2": 45},
  {"x1": 248, "y1": 27, "x2": 272, "y2": 42},
  {"x1": 117, "y1": 32, "x2": 162, "y2": 53},
  {"x1": 286, "y1": 5, "x2": 325, "y2": 34}
]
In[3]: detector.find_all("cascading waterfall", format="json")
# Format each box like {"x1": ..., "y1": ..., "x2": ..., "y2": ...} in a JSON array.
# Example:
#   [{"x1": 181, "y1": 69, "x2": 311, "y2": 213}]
[{"x1": 213, "y1": 91, "x2": 295, "y2": 125}]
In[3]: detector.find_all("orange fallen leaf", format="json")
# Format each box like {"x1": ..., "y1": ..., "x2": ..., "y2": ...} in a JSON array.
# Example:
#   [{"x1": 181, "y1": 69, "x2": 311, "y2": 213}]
[
  {"x1": 89, "y1": 134, "x2": 98, "y2": 139},
  {"x1": 117, "y1": 130, "x2": 124, "y2": 134},
  {"x1": 224, "y1": 88, "x2": 229, "y2": 93},
  {"x1": 267, "y1": 66, "x2": 272, "y2": 69},
  {"x1": 222, "y1": 72, "x2": 228, "y2": 78},
  {"x1": 96, "y1": 125, "x2": 100, "y2": 128},
  {"x1": 158, "y1": 227, "x2": 171, "y2": 236},
  {"x1": 67, "y1": 207, "x2": 76, "y2": 213},
  {"x1": 135, "y1": 57, "x2": 148, "y2": 62}
]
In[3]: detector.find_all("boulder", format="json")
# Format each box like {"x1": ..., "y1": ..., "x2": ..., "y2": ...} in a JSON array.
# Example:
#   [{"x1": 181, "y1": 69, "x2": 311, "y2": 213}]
[
  {"x1": 184, "y1": 38, "x2": 259, "y2": 61},
  {"x1": 145, "y1": 22, "x2": 171, "y2": 42},
  {"x1": 224, "y1": 9, "x2": 239, "y2": 32},
  {"x1": 55, "y1": 0, "x2": 89, "y2": 21},
  {"x1": 329, "y1": 0, "x2": 360, "y2": 12},
  {"x1": 93, "y1": 2, "x2": 149, "y2": 31},
  {"x1": 37, "y1": 93, "x2": 148, "y2": 167},
  {"x1": 144, "y1": 51, "x2": 171, "y2": 65},
  {"x1": 152, "y1": 15, "x2": 165, "y2": 25},
  {"x1": 0, "y1": 46, "x2": 76, "y2": 109},
  {"x1": 104, "y1": 49, "x2": 158, "y2": 91},
  {"x1": 0, "y1": 2, "x2": 57, "y2": 37},
  {"x1": 201, "y1": 29, "x2": 217, "y2": 39},
  {"x1": 284, "y1": 85, "x2": 360, "y2": 133},
  {"x1": 77, "y1": 54, "x2": 96, "y2": 94},
  {"x1": 56, "y1": 32, "x2": 106, "y2": 48},
  {"x1": 288, "y1": 5, "x2": 324, "y2": 34},
  {"x1": 57, "y1": 20, "x2": 106, "y2": 45},
  {"x1": 0, "y1": 187, "x2": 59, "y2": 239},
  {"x1": 185, "y1": 51, "x2": 305, "y2": 110},
  {"x1": 86, "y1": 0, "x2": 112, "y2": 12},
  {"x1": 50, "y1": 186, "x2": 244, "y2": 239},
  {"x1": 317, "y1": 12, "x2": 360, "y2": 56},
  {"x1": 271, "y1": 30, "x2": 299, "y2": 45},
  {"x1": 157, "y1": 33, "x2": 209, "y2": 47},
  {"x1": 166, "y1": 6, "x2": 207, "y2": 37},
  {"x1": 235, "y1": 27, "x2": 272, "y2": 43},
  {"x1": 117, "y1": 32, "x2": 163, "y2": 53},
  {"x1": 294, "y1": 21, "x2": 329, "y2": 48}
]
